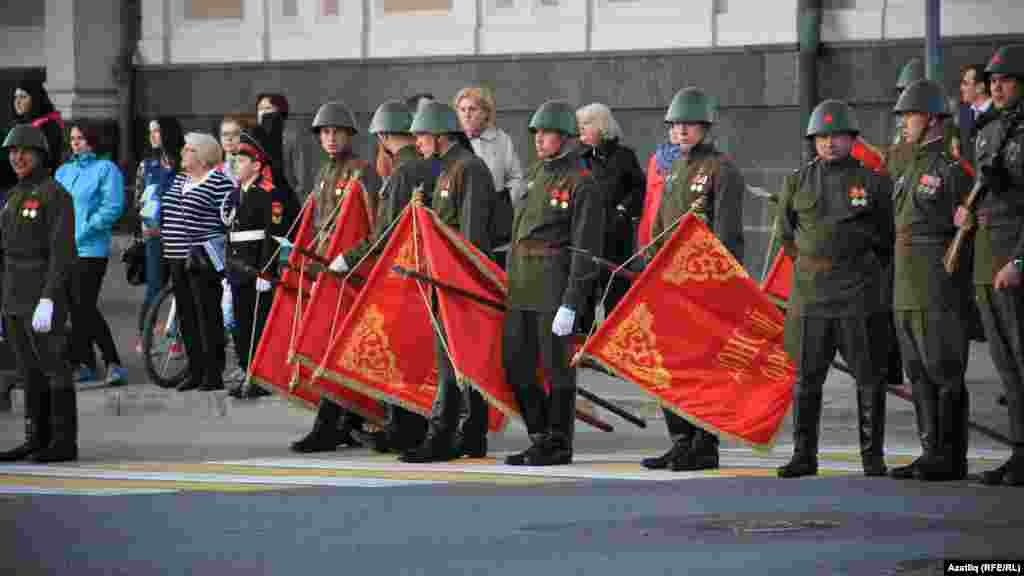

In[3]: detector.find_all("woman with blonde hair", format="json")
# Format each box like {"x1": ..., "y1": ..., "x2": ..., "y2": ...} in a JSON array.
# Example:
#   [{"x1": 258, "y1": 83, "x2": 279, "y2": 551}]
[
  {"x1": 453, "y1": 85, "x2": 524, "y2": 264},
  {"x1": 576, "y1": 102, "x2": 645, "y2": 312}
]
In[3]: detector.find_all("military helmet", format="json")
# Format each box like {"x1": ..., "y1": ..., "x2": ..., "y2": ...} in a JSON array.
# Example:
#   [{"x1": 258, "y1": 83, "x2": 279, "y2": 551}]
[
  {"x1": 896, "y1": 58, "x2": 925, "y2": 90},
  {"x1": 1, "y1": 124, "x2": 48, "y2": 157},
  {"x1": 528, "y1": 100, "x2": 577, "y2": 136},
  {"x1": 806, "y1": 99, "x2": 860, "y2": 137},
  {"x1": 311, "y1": 101, "x2": 359, "y2": 134},
  {"x1": 985, "y1": 45, "x2": 1024, "y2": 79},
  {"x1": 410, "y1": 100, "x2": 460, "y2": 135},
  {"x1": 368, "y1": 100, "x2": 413, "y2": 135},
  {"x1": 893, "y1": 79, "x2": 950, "y2": 117},
  {"x1": 664, "y1": 87, "x2": 716, "y2": 125}
]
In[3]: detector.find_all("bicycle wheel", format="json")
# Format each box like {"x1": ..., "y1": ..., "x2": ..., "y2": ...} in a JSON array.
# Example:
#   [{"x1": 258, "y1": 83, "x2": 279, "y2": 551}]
[{"x1": 142, "y1": 284, "x2": 189, "y2": 388}]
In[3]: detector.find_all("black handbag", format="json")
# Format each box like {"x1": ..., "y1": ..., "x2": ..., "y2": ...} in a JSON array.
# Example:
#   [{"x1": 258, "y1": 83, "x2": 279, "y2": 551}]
[{"x1": 122, "y1": 237, "x2": 147, "y2": 286}]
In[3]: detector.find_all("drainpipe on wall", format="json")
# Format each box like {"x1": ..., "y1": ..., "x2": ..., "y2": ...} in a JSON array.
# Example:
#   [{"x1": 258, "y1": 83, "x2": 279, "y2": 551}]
[
  {"x1": 925, "y1": 0, "x2": 942, "y2": 83},
  {"x1": 798, "y1": 0, "x2": 821, "y2": 162}
]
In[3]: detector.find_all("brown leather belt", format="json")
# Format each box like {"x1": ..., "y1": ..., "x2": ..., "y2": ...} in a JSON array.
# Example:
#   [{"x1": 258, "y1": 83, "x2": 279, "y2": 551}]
[
  {"x1": 513, "y1": 239, "x2": 566, "y2": 257},
  {"x1": 797, "y1": 254, "x2": 833, "y2": 273}
]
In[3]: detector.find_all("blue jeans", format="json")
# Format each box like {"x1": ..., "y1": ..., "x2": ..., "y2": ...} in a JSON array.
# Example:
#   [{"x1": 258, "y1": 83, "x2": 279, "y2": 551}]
[{"x1": 138, "y1": 236, "x2": 165, "y2": 334}]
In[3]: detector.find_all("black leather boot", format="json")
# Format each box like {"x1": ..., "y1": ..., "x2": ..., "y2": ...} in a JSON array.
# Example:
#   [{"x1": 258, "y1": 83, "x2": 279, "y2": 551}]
[
  {"x1": 505, "y1": 434, "x2": 549, "y2": 466},
  {"x1": 915, "y1": 384, "x2": 959, "y2": 482},
  {"x1": 452, "y1": 387, "x2": 488, "y2": 458},
  {"x1": 0, "y1": 385, "x2": 50, "y2": 462},
  {"x1": 672, "y1": 429, "x2": 719, "y2": 471},
  {"x1": 642, "y1": 435, "x2": 693, "y2": 470},
  {"x1": 778, "y1": 378, "x2": 821, "y2": 478},
  {"x1": 528, "y1": 431, "x2": 572, "y2": 466},
  {"x1": 32, "y1": 389, "x2": 78, "y2": 463},
  {"x1": 290, "y1": 400, "x2": 360, "y2": 453},
  {"x1": 857, "y1": 382, "x2": 887, "y2": 477},
  {"x1": 892, "y1": 377, "x2": 937, "y2": 480},
  {"x1": 400, "y1": 379, "x2": 459, "y2": 463},
  {"x1": 527, "y1": 387, "x2": 574, "y2": 466}
]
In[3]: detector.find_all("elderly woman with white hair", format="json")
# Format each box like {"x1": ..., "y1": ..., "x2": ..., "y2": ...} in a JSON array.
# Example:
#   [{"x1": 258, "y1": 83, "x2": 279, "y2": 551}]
[
  {"x1": 454, "y1": 86, "x2": 524, "y2": 264},
  {"x1": 576, "y1": 102, "x2": 646, "y2": 313},
  {"x1": 161, "y1": 132, "x2": 233, "y2": 392}
]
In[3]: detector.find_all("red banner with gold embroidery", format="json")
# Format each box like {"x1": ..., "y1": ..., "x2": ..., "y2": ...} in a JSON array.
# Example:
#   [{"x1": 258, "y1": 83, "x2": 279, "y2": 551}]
[
  {"x1": 574, "y1": 214, "x2": 795, "y2": 449},
  {"x1": 289, "y1": 179, "x2": 386, "y2": 423},
  {"x1": 312, "y1": 206, "x2": 510, "y2": 432},
  {"x1": 761, "y1": 249, "x2": 794, "y2": 308},
  {"x1": 419, "y1": 209, "x2": 512, "y2": 430}
]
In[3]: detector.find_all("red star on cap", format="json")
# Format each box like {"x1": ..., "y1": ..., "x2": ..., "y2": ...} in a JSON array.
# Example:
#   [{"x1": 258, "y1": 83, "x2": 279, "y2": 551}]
[{"x1": 824, "y1": 113, "x2": 834, "y2": 124}]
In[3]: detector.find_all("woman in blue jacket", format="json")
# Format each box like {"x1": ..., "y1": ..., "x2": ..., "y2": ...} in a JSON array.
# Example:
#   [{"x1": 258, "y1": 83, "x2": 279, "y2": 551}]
[
  {"x1": 56, "y1": 122, "x2": 126, "y2": 384},
  {"x1": 135, "y1": 117, "x2": 183, "y2": 355}
]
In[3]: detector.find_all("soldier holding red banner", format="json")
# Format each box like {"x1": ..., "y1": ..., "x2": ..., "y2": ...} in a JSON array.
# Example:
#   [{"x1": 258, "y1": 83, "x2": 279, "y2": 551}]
[
  {"x1": 289, "y1": 101, "x2": 380, "y2": 454},
  {"x1": 503, "y1": 100, "x2": 605, "y2": 466},
  {"x1": 775, "y1": 100, "x2": 894, "y2": 479},
  {"x1": 399, "y1": 101, "x2": 498, "y2": 463},
  {"x1": 640, "y1": 87, "x2": 745, "y2": 472}
]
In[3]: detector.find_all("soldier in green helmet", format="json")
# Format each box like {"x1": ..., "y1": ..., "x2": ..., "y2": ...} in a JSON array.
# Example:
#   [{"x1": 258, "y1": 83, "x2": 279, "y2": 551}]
[
  {"x1": 954, "y1": 44, "x2": 1024, "y2": 486},
  {"x1": 399, "y1": 100, "x2": 498, "y2": 463},
  {"x1": 885, "y1": 80, "x2": 973, "y2": 482},
  {"x1": 328, "y1": 99, "x2": 437, "y2": 454},
  {"x1": 289, "y1": 100, "x2": 380, "y2": 454},
  {"x1": 503, "y1": 100, "x2": 605, "y2": 466},
  {"x1": 893, "y1": 58, "x2": 926, "y2": 146},
  {"x1": 775, "y1": 100, "x2": 894, "y2": 479},
  {"x1": 0, "y1": 125, "x2": 78, "y2": 463},
  {"x1": 640, "y1": 86, "x2": 745, "y2": 472}
]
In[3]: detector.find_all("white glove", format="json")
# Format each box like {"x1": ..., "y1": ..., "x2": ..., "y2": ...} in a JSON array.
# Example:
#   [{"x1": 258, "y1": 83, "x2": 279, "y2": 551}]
[
  {"x1": 328, "y1": 253, "x2": 349, "y2": 273},
  {"x1": 551, "y1": 306, "x2": 576, "y2": 337},
  {"x1": 32, "y1": 298, "x2": 54, "y2": 333},
  {"x1": 256, "y1": 278, "x2": 273, "y2": 292}
]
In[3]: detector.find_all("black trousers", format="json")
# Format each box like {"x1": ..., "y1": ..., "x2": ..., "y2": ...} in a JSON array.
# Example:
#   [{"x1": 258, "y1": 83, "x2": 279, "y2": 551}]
[
  {"x1": 976, "y1": 285, "x2": 1024, "y2": 444},
  {"x1": 230, "y1": 282, "x2": 273, "y2": 369},
  {"x1": 6, "y1": 311, "x2": 72, "y2": 393},
  {"x1": 169, "y1": 261, "x2": 225, "y2": 388},
  {"x1": 67, "y1": 257, "x2": 121, "y2": 368},
  {"x1": 502, "y1": 308, "x2": 576, "y2": 442}
]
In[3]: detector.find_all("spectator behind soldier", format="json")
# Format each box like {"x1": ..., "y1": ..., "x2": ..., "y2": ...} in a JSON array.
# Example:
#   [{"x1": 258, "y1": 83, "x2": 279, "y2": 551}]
[
  {"x1": 959, "y1": 64, "x2": 994, "y2": 162},
  {"x1": 219, "y1": 114, "x2": 252, "y2": 185},
  {"x1": 55, "y1": 121, "x2": 127, "y2": 385},
  {"x1": 134, "y1": 117, "x2": 183, "y2": 354},
  {"x1": 7, "y1": 75, "x2": 64, "y2": 178},
  {"x1": 161, "y1": 132, "x2": 232, "y2": 392},
  {"x1": 256, "y1": 93, "x2": 304, "y2": 201}
]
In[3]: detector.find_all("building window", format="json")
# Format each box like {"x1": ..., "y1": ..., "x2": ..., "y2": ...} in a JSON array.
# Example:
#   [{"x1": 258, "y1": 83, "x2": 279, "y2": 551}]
[
  {"x1": 186, "y1": 0, "x2": 243, "y2": 19},
  {"x1": 0, "y1": 3, "x2": 45, "y2": 27},
  {"x1": 381, "y1": 0, "x2": 452, "y2": 14},
  {"x1": 494, "y1": 0, "x2": 516, "y2": 8},
  {"x1": 714, "y1": 0, "x2": 728, "y2": 14},
  {"x1": 282, "y1": 0, "x2": 298, "y2": 18},
  {"x1": 537, "y1": 0, "x2": 559, "y2": 6},
  {"x1": 322, "y1": 0, "x2": 340, "y2": 16},
  {"x1": 823, "y1": 0, "x2": 856, "y2": 9}
]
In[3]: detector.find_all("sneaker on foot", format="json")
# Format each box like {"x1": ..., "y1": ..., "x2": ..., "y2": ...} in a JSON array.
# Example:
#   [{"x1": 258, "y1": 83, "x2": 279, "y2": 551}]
[{"x1": 105, "y1": 365, "x2": 128, "y2": 386}]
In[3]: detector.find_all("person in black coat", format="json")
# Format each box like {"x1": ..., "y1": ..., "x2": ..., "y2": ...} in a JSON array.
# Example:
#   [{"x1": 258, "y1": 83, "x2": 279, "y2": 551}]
[
  {"x1": 576, "y1": 103, "x2": 646, "y2": 317},
  {"x1": 7, "y1": 75, "x2": 64, "y2": 181}
]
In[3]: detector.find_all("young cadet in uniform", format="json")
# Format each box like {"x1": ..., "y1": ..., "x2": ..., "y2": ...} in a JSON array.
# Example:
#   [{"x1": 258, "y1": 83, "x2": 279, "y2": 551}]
[
  {"x1": 640, "y1": 87, "x2": 745, "y2": 472},
  {"x1": 399, "y1": 100, "x2": 498, "y2": 463},
  {"x1": 0, "y1": 125, "x2": 78, "y2": 463},
  {"x1": 885, "y1": 80, "x2": 973, "y2": 482},
  {"x1": 223, "y1": 130, "x2": 298, "y2": 399},
  {"x1": 957, "y1": 45, "x2": 1024, "y2": 486},
  {"x1": 290, "y1": 101, "x2": 381, "y2": 453},
  {"x1": 503, "y1": 100, "x2": 605, "y2": 467},
  {"x1": 776, "y1": 100, "x2": 894, "y2": 479},
  {"x1": 328, "y1": 100, "x2": 436, "y2": 454}
]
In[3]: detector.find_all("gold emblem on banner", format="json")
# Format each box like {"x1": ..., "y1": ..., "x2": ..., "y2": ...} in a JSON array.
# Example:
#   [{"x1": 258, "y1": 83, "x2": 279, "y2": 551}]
[
  {"x1": 662, "y1": 227, "x2": 748, "y2": 285},
  {"x1": 339, "y1": 305, "x2": 406, "y2": 388},
  {"x1": 389, "y1": 235, "x2": 420, "y2": 278},
  {"x1": 599, "y1": 303, "x2": 672, "y2": 391}
]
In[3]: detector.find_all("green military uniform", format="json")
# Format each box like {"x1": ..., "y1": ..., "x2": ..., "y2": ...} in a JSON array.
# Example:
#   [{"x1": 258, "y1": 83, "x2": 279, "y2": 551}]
[
  {"x1": 647, "y1": 141, "x2": 745, "y2": 471},
  {"x1": 885, "y1": 80, "x2": 973, "y2": 482},
  {"x1": 504, "y1": 101, "x2": 605, "y2": 466},
  {"x1": 291, "y1": 101, "x2": 377, "y2": 454},
  {"x1": 401, "y1": 101, "x2": 498, "y2": 463},
  {"x1": 776, "y1": 100, "x2": 895, "y2": 478},
  {"x1": 971, "y1": 45, "x2": 1024, "y2": 486},
  {"x1": 0, "y1": 125, "x2": 78, "y2": 463}
]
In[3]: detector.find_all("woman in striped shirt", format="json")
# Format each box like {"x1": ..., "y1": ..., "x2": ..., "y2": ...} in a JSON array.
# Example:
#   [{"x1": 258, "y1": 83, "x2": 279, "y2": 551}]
[{"x1": 162, "y1": 132, "x2": 232, "y2": 391}]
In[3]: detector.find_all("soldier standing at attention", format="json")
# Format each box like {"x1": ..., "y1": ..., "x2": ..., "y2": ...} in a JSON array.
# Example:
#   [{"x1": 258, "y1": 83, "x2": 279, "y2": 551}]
[
  {"x1": 328, "y1": 100, "x2": 436, "y2": 454},
  {"x1": 885, "y1": 80, "x2": 973, "y2": 482},
  {"x1": 640, "y1": 87, "x2": 745, "y2": 472},
  {"x1": 399, "y1": 101, "x2": 498, "y2": 463},
  {"x1": 503, "y1": 101, "x2": 605, "y2": 466},
  {"x1": 0, "y1": 125, "x2": 78, "y2": 463},
  {"x1": 956, "y1": 45, "x2": 1024, "y2": 486},
  {"x1": 290, "y1": 101, "x2": 380, "y2": 453},
  {"x1": 775, "y1": 100, "x2": 894, "y2": 479}
]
